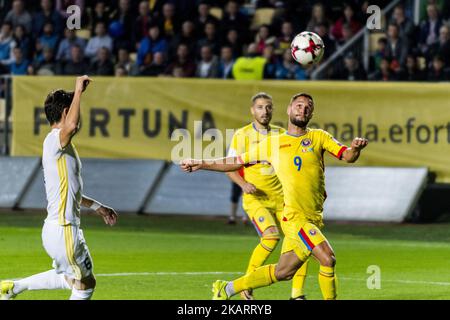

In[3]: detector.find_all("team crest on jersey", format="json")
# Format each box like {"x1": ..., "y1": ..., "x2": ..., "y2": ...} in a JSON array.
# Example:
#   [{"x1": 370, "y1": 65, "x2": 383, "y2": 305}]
[
  {"x1": 301, "y1": 139, "x2": 312, "y2": 147},
  {"x1": 309, "y1": 229, "x2": 317, "y2": 236},
  {"x1": 259, "y1": 216, "x2": 265, "y2": 223}
]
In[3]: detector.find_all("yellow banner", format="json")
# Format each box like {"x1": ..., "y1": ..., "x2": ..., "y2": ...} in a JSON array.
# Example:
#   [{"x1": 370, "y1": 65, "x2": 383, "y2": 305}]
[{"x1": 12, "y1": 77, "x2": 450, "y2": 182}]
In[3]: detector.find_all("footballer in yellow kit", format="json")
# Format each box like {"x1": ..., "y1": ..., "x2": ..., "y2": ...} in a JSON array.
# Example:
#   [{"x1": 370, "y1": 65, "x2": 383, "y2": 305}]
[
  {"x1": 227, "y1": 93, "x2": 310, "y2": 300},
  {"x1": 180, "y1": 93, "x2": 369, "y2": 300}
]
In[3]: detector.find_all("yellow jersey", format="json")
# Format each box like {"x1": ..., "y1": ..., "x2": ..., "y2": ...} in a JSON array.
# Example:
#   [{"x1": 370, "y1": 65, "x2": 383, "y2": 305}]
[
  {"x1": 228, "y1": 123, "x2": 285, "y2": 200},
  {"x1": 239, "y1": 128, "x2": 347, "y2": 226}
]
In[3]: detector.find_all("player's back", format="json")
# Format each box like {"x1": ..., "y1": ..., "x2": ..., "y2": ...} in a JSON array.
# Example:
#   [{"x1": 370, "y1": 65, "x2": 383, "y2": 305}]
[{"x1": 42, "y1": 128, "x2": 83, "y2": 226}]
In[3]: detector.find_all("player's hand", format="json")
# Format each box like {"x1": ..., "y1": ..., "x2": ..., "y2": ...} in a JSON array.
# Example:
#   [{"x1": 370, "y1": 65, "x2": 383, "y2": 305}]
[
  {"x1": 75, "y1": 75, "x2": 92, "y2": 94},
  {"x1": 242, "y1": 182, "x2": 257, "y2": 194},
  {"x1": 96, "y1": 205, "x2": 118, "y2": 226},
  {"x1": 180, "y1": 159, "x2": 203, "y2": 173},
  {"x1": 351, "y1": 137, "x2": 368, "y2": 151}
]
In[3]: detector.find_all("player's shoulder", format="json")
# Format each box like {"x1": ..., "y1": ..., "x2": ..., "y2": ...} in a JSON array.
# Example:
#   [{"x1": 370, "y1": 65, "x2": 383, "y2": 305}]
[
  {"x1": 43, "y1": 128, "x2": 62, "y2": 151},
  {"x1": 269, "y1": 124, "x2": 285, "y2": 133},
  {"x1": 308, "y1": 128, "x2": 333, "y2": 138},
  {"x1": 234, "y1": 123, "x2": 254, "y2": 136}
]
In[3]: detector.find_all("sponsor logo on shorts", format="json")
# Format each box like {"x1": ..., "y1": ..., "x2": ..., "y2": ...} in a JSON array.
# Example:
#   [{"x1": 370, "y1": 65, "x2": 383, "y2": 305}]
[
  {"x1": 309, "y1": 229, "x2": 317, "y2": 236},
  {"x1": 301, "y1": 139, "x2": 312, "y2": 147}
]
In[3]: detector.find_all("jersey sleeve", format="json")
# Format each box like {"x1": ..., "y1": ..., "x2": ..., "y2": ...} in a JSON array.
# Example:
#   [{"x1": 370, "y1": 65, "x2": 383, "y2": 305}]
[
  {"x1": 44, "y1": 129, "x2": 64, "y2": 158},
  {"x1": 227, "y1": 131, "x2": 246, "y2": 157},
  {"x1": 322, "y1": 131, "x2": 347, "y2": 160},
  {"x1": 238, "y1": 136, "x2": 271, "y2": 165}
]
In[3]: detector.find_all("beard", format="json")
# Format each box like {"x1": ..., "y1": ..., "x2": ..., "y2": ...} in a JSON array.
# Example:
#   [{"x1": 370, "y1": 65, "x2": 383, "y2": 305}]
[
  {"x1": 290, "y1": 115, "x2": 310, "y2": 128},
  {"x1": 257, "y1": 116, "x2": 271, "y2": 126}
]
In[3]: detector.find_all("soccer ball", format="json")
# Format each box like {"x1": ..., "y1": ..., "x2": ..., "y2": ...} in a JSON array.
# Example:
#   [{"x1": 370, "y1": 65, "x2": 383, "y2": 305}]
[{"x1": 291, "y1": 32, "x2": 325, "y2": 66}]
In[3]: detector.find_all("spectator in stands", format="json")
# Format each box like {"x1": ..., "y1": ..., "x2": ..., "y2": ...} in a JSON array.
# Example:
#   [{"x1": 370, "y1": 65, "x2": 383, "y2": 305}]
[
  {"x1": 115, "y1": 65, "x2": 127, "y2": 76},
  {"x1": 386, "y1": 23, "x2": 409, "y2": 68},
  {"x1": 254, "y1": 24, "x2": 276, "y2": 55},
  {"x1": 137, "y1": 24, "x2": 168, "y2": 67},
  {"x1": 85, "y1": 21, "x2": 113, "y2": 60},
  {"x1": 164, "y1": 43, "x2": 196, "y2": 77},
  {"x1": 61, "y1": 44, "x2": 89, "y2": 75},
  {"x1": 140, "y1": 51, "x2": 167, "y2": 76},
  {"x1": 36, "y1": 22, "x2": 60, "y2": 62},
  {"x1": 314, "y1": 22, "x2": 335, "y2": 60},
  {"x1": 196, "y1": 45, "x2": 219, "y2": 78},
  {"x1": 0, "y1": 23, "x2": 15, "y2": 68},
  {"x1": 427, "y1": 25, "x2": 450, "y2": 67},
  {"x1": 116, "y1": 47, "x2": 137, "y2": 75},
  {"x1": 4, "y1": 0, "x2": 32, "y2": 34},
  {"x1": 197, "y1": 21, "x2": 220, "y2": 57},
  {"x1": 110, "y1": 0, "x2": 134, "y2": 51},
  {"x1": 56, "y1": 0, "x2": 84, "y2": 19},
  {"x1": 275, "y1": 48, "x2": 306, "y2": 80},
  {"x1": 333, "y1": 52, "x2": 367, "y2": 81},
  {"x1": 331, "y1": 3, "x2": 362, "y2": 42},
  {"x1": 30, "y1": 46, "x2": 59, "y2": 75},
  {"x1": 56, "y1": 28, "x2": 86, "y2": 61},
  {"x1": 390, "y1": 4, "x2": 415, "y2": 44},
  {"x1": 223, "y1": 28, "x2": 243, "y2": 58},
  {"x1": 195, "y1": 1, "x2": 219, "y2": 38},
  {"x1": 134, "y1": 0, "x2": 156, "y2": 44},
  {"x1": 89, "y1": 1, "x2": 110, "y2": 35},
  {"x1": 217, "y1": 45, "x2": 234, "y2": 79},
  {"x1": 88, "y1": 46, "x2": 114, "y2": 75},
  {"x1": 427, "y1": 55, "x2": 449, "y2": 81},
  {"x1": 263, "y1": 44, "x2": 277, "y2": 79},
  {"x1": 221, "y1": 0, "x2": 249, "y2": 42},
  {"x1": 306, "y1": 3, "x2": 331, "y2": 32},
  {"x1": 13, "y1": 24, "x2": 32, "y2": 61},
  {"x1": 335, "y1": 23, "x2": 354, "y2": 50},
  {"x1": 369, "y1": 58, "x2": 398, "y2": 81},
  {"x1": 10, "y1": 46, "x2": 30, "y2": 75},
  {"x1": 32, "y1": 0, "x2": 64, "y2": 37},
  {"x1": 157, "y1": 2, "x2": 180, "y2": 40},
  {"x1": 398, "y1": 54, "x2": 426, "y2": 81},
  {"x1": 419, "y1": 3, "x2": 443, "y2": 54},
  {"x1": 232, "y1": 43, "x2": 266, "y2": 80},
  {"x1": 169, "y1": 20, "x2": 197, "y2": 60},
  {"x1": 371, "y1": 37, "x2": 388, "y2": 72},
  {"x1": 275, "y1": 21, "x2": 294, "y2": 56}
]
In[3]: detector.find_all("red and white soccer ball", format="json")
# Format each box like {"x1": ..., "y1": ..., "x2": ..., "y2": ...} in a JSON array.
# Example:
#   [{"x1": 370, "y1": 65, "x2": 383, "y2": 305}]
[{"x1": 291, "y1": 31, "x2": 325, "y2": 66}]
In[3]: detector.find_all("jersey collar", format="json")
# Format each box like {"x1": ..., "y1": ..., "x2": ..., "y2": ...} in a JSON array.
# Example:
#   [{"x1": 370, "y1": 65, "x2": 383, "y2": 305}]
[{"x1": 252, "y1": 122, "x2": 270, "y2": 135}]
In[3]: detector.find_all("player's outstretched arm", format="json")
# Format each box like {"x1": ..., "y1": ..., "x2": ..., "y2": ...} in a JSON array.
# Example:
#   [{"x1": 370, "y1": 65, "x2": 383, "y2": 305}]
[
  {"x1": 81, "y1": 195, "x2": 118, "y2": 226},
  {"x1": 180, "y1": 157, "x2": 244, "y2": 173},
  {"x1": 60, "y1": 75, "x2": 92, "y2": 148},
  {"x1": 341, "y1": 137, "x2": 369, "y2": 163}
]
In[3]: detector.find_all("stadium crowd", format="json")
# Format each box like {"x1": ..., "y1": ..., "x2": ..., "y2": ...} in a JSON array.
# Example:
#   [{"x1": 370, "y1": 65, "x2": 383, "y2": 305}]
[{"x1": 0, "y1": 0, "x2": 449, "y2": 82}]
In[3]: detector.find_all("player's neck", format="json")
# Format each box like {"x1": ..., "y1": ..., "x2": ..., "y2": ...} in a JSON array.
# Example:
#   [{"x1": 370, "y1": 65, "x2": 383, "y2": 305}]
[
  {"x1": 252, "y1": 121, "x2": 270, "y2": 132},
  {"x1": 287, "y1": 124, "x2": 308, "y2": 137}
]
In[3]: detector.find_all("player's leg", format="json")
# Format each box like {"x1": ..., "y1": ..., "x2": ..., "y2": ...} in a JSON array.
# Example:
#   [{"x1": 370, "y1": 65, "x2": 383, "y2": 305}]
[
  {"x1": 228, "y1": 182, "x2": 242, "y2": 225},
  {"x1": 311, "y1": 240, "x2": 337, "y2": 300},
  {"x1": 213, "y1": 249, "x2": 303, "y2": 300},
  {"x1": 291, "y1": 259, "x2": 309, "y2": 300}
]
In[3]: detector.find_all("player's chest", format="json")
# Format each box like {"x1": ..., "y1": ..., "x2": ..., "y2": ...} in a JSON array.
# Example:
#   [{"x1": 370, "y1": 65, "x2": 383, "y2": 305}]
[{"x1": 274, "y1": 138, "x2": 322, "y2": 173}]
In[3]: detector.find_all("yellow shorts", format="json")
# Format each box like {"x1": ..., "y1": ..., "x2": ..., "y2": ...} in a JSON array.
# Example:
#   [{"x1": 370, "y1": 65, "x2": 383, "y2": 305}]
[
  {"x1": 281, "y1": 218, "x2": 327, "y2": 262},
  {"x1": 243, "y1": 195, "x2": 283, "y2": 236}
]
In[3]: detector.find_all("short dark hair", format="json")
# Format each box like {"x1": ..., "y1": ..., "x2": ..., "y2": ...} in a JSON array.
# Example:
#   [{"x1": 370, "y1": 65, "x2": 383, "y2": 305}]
[
  {"x1": 290, "y1": 93, "x2": 313, "y2": 104},
  {"x1": 251, "y1": 92, "x2": 272, "y2": 104},
  {"x1": 44, "y1": 89, "x2": 74, "y2": 125}
]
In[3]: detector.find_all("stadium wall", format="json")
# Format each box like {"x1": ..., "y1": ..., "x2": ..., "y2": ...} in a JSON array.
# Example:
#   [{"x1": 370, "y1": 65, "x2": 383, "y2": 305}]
[{"x1": 11, "y1": 77, "x2": 450, "y2": 183}]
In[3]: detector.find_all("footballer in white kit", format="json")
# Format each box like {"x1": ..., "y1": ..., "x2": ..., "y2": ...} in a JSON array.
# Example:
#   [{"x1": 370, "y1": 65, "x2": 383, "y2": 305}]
[{"x1": 0, "y1": 76, "x2": 118, "y2": 300}]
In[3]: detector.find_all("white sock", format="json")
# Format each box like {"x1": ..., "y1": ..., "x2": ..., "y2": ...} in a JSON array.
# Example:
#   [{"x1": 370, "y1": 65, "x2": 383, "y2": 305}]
[
  {"x1": 13, "y1": 270, "x2": 72, "y2": 294},
  {"x1": 70, "y1": 288, "x2": 94, "y2": 300},
  {"x1": 225, "y1": 282, "x2": 236, "y2": 297}
]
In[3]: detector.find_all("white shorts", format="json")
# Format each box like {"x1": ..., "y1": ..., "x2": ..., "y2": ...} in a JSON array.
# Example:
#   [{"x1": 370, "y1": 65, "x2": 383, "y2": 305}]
[{"x1": 42, "y1": 220, "x2": 94, "y2": 281}]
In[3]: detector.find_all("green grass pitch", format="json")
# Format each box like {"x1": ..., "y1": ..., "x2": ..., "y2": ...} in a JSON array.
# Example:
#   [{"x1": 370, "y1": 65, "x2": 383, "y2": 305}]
[{"x1": 0, "y1": 212, "x2": 449, "y2": 300}]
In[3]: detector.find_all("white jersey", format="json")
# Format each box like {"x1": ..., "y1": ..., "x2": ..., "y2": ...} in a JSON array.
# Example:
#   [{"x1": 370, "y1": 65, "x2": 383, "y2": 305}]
[{"x1": 42, "y1": 128, "x2": 83, "y2": 226}]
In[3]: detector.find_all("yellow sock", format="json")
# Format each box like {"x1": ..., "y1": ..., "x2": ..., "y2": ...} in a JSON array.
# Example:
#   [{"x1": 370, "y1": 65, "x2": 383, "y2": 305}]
[
  {"x1": 246, "y1": 237, "x2": 279, "y2": 274},
  {"x1": 233, "y1": 264, "x2": 278, "y2": 293},
  {"x1": 318, "y1": 265, "x2": 337, "y2": 300},
  {"x1": 291, "y1": 259, "x2": 309, "y2": 298}
]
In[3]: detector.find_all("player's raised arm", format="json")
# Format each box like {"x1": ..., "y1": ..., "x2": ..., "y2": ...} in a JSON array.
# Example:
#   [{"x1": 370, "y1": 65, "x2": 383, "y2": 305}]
[
  {"x1": 60, "y1": 75, "x2": 92, "y2": 148},
  {"x1": 341, "y1": 137, "x2": 369, "y2": 163},
  {"x1": 180, "y1": 157, "x2": 244, "y2": 173},
  {"x1": 81, "y1": 195, "x2": 118, "y2": 226}
]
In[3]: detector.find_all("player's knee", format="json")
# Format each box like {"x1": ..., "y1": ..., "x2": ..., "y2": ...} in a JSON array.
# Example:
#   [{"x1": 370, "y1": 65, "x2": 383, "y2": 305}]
[
  {"x1": 321, "y1": 255, "x2": 336, "y2": 268},
  {"x1": 260, "y1": 231, "x2": 280, "y2": 252}
]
